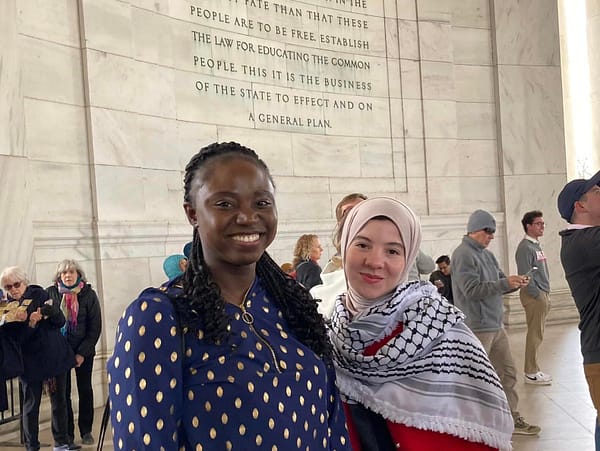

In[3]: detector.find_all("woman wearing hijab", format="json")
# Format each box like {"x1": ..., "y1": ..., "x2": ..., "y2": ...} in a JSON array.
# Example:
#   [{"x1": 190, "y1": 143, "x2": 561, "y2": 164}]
[
  {"x1": 329, "y1": 197, "x2": 514, "y2": 451},
  {"x1": 47, "y1": 259, "x2": 102, "y2": 446}
]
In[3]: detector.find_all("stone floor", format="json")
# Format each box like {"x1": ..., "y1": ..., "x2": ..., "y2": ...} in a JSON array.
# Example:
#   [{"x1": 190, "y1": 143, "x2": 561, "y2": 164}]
[{"x1": 2, "y1": 321, "x2": 595, "y2": 450}]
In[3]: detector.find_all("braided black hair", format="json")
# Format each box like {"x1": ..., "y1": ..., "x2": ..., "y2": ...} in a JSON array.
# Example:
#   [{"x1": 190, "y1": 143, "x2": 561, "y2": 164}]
[{"x1": 174, "y1": 142, "x2": 332, "y2": 359}]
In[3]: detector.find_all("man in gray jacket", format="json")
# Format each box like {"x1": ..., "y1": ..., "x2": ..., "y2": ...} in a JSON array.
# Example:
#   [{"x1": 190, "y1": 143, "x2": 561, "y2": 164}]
[
  {"x1": 515, "y1": 210, "x2": 552, "y2": 385},
  {"x1": 452, "y1": 209, "x2": 540, "y2": 436}
]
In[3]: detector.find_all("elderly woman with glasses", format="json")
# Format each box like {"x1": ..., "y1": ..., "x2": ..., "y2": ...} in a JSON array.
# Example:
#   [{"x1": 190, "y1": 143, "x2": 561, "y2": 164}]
[{"x1": 0, "y1": 266, "x2": 76, "y2": 451}]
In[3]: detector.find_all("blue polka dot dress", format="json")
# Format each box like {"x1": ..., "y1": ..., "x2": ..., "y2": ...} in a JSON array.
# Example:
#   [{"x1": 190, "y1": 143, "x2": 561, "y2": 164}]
[{"x1": 108, "y1": 277, "x2": 351, "y2": 450}]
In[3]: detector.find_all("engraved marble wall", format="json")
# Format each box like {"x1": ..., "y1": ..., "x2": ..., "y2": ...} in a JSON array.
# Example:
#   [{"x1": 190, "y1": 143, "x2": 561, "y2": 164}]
[{"x1": 0, "y1": 1, "x2": 575, "y2": 415}]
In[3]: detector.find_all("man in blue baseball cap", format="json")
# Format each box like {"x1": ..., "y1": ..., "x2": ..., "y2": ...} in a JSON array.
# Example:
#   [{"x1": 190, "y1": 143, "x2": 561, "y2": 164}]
[{"x1": 558, "y1": 169, "x2": 600, "y2": 450}]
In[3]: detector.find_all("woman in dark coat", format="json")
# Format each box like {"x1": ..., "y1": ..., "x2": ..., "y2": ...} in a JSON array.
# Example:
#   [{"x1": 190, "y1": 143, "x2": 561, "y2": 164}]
[
  {"x1": 47, "y1": 259, "x2": 102, "y2": 446},
  {"x1": 0, "y1": 266, "x2": 75, "y2": 451}
]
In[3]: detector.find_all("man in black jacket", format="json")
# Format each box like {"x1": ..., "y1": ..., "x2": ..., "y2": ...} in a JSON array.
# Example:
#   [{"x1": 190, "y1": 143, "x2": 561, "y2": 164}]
[{"x1": 557, "y1": 169, "x2": 600, "y2": 450}]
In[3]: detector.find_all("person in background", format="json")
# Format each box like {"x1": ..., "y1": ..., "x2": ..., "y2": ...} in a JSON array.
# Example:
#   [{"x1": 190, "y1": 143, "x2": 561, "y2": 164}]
[
  {"x1": 429, "y1": 255, "x2": 453, "y2": 304},
  {"x1": 1, "y1": 266, "x2": 76, "y2": 451},
  {"x1": 162, "y1": 254, "x2": 188, "y2": 280},
  {"x1": 311, "y1": 193, "x2": 367, "y2": 319},
  {"x1": 323, "y1": 193, "x2": 369, "y2": 274},
  {"x1": 329, "y1": 197, "x2": 513, "y2": 451},
  {"x1": 292, "y1": 234, "x2": 324, "y2": 290},
  {"x1": 557, "y1": 169, "x2": 600, "y2": 450},
  {"x1": 183, "y1": 241, "x2": 192, "y2": 259},
  {"x1": 515, "y1": 210, "x2": 552, "y2": 385},
  {"x1": 452, "y1": 209, "x2": 541, "y2": 436},
  {"x1": 407, "y1": 249, "x2": 435, "y2": 281},
  {"x1": 108, "y1": 142, "x2": 351, "y2": 450},
  {"x1": 46, "y1": 260, "x2": 102, "y2": 447},
  {"x1": 279, "y1": 262, "x2": 295, "y2": 276}
]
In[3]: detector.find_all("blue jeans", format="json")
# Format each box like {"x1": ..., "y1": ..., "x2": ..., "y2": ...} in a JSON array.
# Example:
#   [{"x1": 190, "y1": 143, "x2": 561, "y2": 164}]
[{"x1": 595, "y1": 417, "x2": 600, "y2": 451}]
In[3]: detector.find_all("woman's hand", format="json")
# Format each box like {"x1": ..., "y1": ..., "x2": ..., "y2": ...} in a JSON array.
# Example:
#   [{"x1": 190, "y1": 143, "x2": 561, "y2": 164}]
[{"x1": 28, "y1": 307, "x2": 42, "y2": 327}]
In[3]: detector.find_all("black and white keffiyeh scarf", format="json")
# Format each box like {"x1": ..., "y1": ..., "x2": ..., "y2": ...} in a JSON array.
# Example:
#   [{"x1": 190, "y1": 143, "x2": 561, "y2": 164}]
[{"x1": 330, "y1": 281, "x2": 514, "y2": 451}]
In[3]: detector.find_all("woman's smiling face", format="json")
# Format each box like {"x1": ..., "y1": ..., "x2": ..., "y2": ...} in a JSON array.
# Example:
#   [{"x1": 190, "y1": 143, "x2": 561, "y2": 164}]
[
  {"x1": 184, "y1": 156, "x2": 277, "y2": 272},
  {"x1": 345, "y1": 218, "x2": 406, "y2": 300}
]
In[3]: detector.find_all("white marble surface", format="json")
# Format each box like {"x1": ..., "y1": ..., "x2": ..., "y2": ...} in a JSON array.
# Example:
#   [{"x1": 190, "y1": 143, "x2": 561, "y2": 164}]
[
  {"x1": 493, "y1": 0, "x2": 560, "y2": 66},
  {"x1": 0, "y1": 0, "x2": 575, "y2": 366}
]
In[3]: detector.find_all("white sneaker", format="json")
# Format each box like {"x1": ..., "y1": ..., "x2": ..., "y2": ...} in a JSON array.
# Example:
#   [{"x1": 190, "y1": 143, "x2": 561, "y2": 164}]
[{"x1": 524, "y1": 371, "x2": 552, "y2": 385}]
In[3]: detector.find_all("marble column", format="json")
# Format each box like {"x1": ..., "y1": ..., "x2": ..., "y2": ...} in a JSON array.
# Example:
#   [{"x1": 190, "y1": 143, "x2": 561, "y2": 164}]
[
  {"x1": 0, "y1": 0, "x2": 34, "y2": 275},
  {"x1": 491, "y1": 0, "x2": 577, "y2": 326}
]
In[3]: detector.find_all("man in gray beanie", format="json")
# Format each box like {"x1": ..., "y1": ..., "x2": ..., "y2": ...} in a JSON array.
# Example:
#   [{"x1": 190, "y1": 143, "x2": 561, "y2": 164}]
[{"x1": 452, "y1": 209, "x2": 541, "y2": 436}]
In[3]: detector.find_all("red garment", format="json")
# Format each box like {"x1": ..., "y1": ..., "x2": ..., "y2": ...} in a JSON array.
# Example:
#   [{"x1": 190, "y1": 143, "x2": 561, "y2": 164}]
[{"x1": 344, "y1": 321, "x2": 498, "y2": 451}]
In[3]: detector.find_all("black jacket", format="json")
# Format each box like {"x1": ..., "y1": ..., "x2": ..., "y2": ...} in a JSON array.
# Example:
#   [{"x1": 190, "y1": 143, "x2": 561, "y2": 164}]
[
  {"x1": 295, "y1": 260, "x2": 323, "y2": 290},
  {"x1": 12, "y1": 284, "x2": 75, "y2": 382},
  {"x1": 560, "y1": 226, "x2": 600, "y2": 364},
  {"x1": 47, "y1": 283, "x2": 102, "y2": 358}
]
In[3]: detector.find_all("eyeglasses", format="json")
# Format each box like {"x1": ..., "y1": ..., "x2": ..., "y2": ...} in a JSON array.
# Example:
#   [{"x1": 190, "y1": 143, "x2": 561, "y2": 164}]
[
  {"x1": 483, "y1": 228, "x2": 496, "y2": 235},
  {"x1": 3, "y1": 281, "x2": 22, "y2": 291}
]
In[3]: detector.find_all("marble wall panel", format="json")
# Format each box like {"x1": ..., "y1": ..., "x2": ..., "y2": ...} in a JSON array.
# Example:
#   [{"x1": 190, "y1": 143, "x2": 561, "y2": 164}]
[
  {"x1": 328, "y1": 177, "x2": 398, "y2": 197},
  {"x1": 0, "y1": 156, "x2": 34, "y2": 272},
  {"x1": 101, "y1": 257, "x2": 153, "y2": 349},
  {"x1": 400, "y1": 59, "x2": 422, "y2": 100},
  {"x1": 359, "y1": 138, "x2": 395, "y2": 178},
  {"x1": 418, "y1": 21, "x2": 453, "y2": 62},
  {"x1": 87, "y1": 51, "x2": 176, "y2": 117},
  {"x1": 94, "y1": 165, "x2": 148, "y2": 221},
  {"x1": 142, "y1": 168, "x2": 187, "y2": 221},
  {"x1": 214, "y1": 126, "x2": 294, "y2": 176},
  {"x1": 131, "y1": 7, "x2": 175, "y2": 67},
  {"x1": 395, "y1": 0, "x2": 417, "y2": 20},
  {"x1": 130, "y1": 0, "x2": 170, "y2": 13},
  {"x1": 449, "y1": 0, "x2": 490, "y2": 28},
  {"x1": 451, "y1": 27, "x2": 492, "y2": 65},
  {"x1": 17, "y1": 0, "x2": 80, "y2": 46},
  {"x1": 386, "y1": 59, "x2": 402, "y2": 98},
  {"x1": 497, "y1": 66, "x2": 566, "y2": 175},
  {"x1": 416, "y1": 0, "x2": 451, "y2": 22},
  {"x1": 389, "y1": 98, "x2": 405, "y2": 138},
  {"x1": 398, "y1": 20, "x2": 419, "y2": 60},
  {"x1": 385, "y1": 17, "x2": 400, "y2": 59},
  {"x1": 493, "y1": 0, "x2": 560, "y2": 66},
  {"x1": 402, "y1": 99, "x2": 424, "y2": 138},
  {"x1": 19, "y1": 35, "x2": 85, "y2": 106},
  {"x1": 29, "y1": 161, "x2": 94, "y2": 222},
  {"x1": 459, "y1": 176, "x2": 502, "y2": 213},
  {"x1": 426, "y1": 176, "x2": 461, "y2": 214},
  {"x1": 456, "y1": 140, "x2": 499, "y2": 176},
  {"x1": 424, "y1": 138, "x2": 459, "y2": 177},
  {"x1": 90, "y1": 108, "x2": 141, "y2": 167},
  {"x1": 454, "y1": 65, "x2": 494, "y2": 102},
  {"x1": 404, "y1": 137, "x2": 426, "y2": 176},
  {"x1": 427, "y1": 175, "x2": 501, "y2": 215},
  {"x1": 82, "y1": 0, "x2": 133, "y2": 56},
  {"x1": 33, "y1": 222, "x2": 100, "y2": 271},
  {"x1": 291, "y1": 135, "x2": 360, "y2": 176},
  {"x1": 420, "y1": 61, "x2": 455, "y2": 100},
  {"x1": 398, "y1": 177, "x2": 428, "y2": 214},
  {"x1": 456, "y1": 102, "x2": 496, "y2": 140},
  {"x1": 422, "y1": 99, "x2": 457, "y2": 138},
  {"x1": 25, "y1": 99, "x2": 88, "y2": 164},
  {"x1": 275, "y1": 192, "x2": 333, "y2": 222},
  {"x1": 1, "y1": 0, "x2": 24, "y2": 158}
]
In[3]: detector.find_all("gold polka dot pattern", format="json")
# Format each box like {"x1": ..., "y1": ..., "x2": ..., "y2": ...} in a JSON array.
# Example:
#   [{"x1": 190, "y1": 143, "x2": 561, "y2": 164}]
[{"x1": 108, "y1": 280, "x2": 351, "y2": 449}]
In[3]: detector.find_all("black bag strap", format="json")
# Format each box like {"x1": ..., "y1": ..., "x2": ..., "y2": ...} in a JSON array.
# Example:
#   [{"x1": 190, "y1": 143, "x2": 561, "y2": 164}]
[{"x1": 96, "y1": 284, "x2": 185, "y2": 450}]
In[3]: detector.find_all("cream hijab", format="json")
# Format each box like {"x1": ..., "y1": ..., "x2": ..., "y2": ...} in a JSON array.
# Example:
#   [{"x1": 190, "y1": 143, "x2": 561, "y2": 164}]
[{"x1": 340, "y1": 197, "x2": 422, "y2": 316}]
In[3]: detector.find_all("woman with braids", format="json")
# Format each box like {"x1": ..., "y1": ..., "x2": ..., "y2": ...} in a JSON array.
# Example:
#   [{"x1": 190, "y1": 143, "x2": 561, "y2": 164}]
[
  {"x1": 329, "y1": 197, "x2": 514, "y2": 451},
  {"x1": 108, "y1": 142, "x2": 351, "y2": 450}
]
